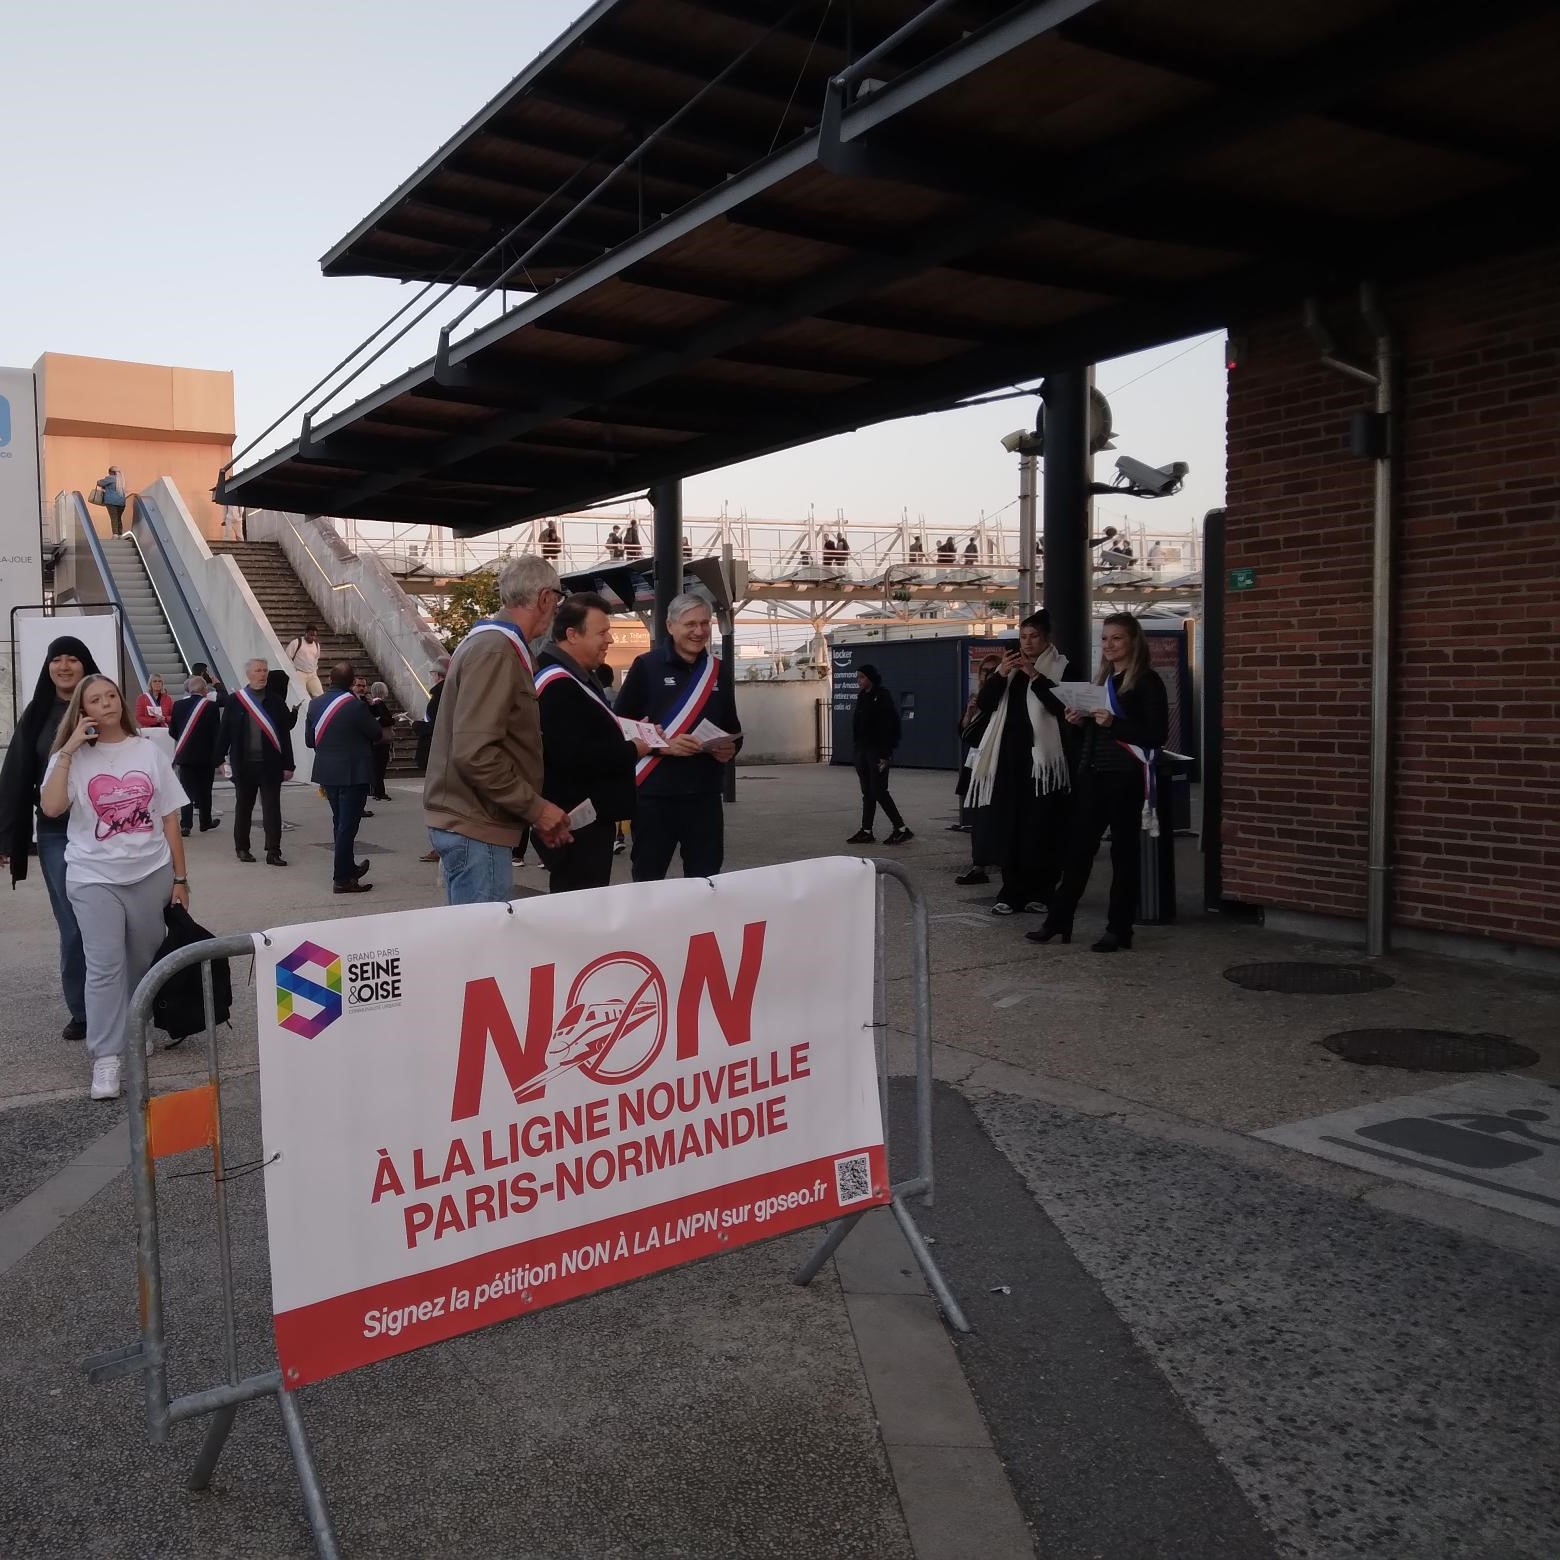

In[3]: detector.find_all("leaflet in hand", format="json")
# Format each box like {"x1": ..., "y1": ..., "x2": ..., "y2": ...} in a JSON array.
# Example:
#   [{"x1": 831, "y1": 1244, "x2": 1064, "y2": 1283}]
[
  {"x1": 1052, "y1": 682, "x2": 1112, "y2": 714},
  {"x1": 691, "y1": 719, "x2": 734, "y2": 749},
  {"x1": 567, "y1": 798, "x2": 597, "y2": 829},
  {"x1": 617, "y1": 717, "x2": 666, "y2": 748}
]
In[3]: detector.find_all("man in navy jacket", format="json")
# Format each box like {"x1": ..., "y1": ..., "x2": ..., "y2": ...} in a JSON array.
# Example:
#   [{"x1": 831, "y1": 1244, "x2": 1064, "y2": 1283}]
[
  {"x1": 613, "y1": 592, "x2": 741, "y2": 882},
  {"x1": 169, "y1": 673, "x2": 225, "y2": 835},
  {"x1": 306, "y1": 660, "x2": 386, "y2": 894}
]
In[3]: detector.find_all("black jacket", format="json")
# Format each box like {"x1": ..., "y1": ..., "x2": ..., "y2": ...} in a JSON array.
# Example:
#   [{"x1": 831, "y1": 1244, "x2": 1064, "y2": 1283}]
[
  {"x1": 0, "y1": 635, "x2": 102, "y2": 883},
  {"x1": 219, "y1": 681, "x2": 297, "y2": 777},
  {"x1": 852, "y1": 686, "x2": 901, "y2": 753},
  {"x1": 150, "y1": 904, "x2": 232, "y2": 1040},
  {"x1": 169, "y1": 693, "x2": 224, "y2": 769},
  {"x1": 536, "y1": 648, "x2": 639, "y2": 823},
  {"x1": 305, "y1": 688, "x2": 385, "y2": 787},
  {"x1": 614, "y1": 642, "x2": 742, "y2": 798},
  {"x1": 1080, "y1": 669, "x2": 1170, "y2": 777}
]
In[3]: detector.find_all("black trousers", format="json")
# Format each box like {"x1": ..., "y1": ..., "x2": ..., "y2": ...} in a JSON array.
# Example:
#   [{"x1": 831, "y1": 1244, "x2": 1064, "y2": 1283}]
[
  {"x1": 177, "y1": 764, "x2": 216, "y2": 829},
  {"x1": 373, "y1": 742, "x2": 391, "y2": 798},
  {"x1": 1049, "y1": 770, "x2": 1143, "y2": 938},
  {"x1": 537, "y1": 819, "x2": 616, "y2": 894},
  {"x1": 631, "y1": 794, "x2": 723, "y2": 882},
  {"x1": 998, "y1": 788, "x2": 1068, "y2": 910},
  {"x1": 233, "y1": 764, "x2": 282, "y2": 855},
  {"x1": 325, "y1": 783, "x2": 369, "y2": 884},
  {"x1": 855, "y1": 749, "x2": 904, "y2": 832}
]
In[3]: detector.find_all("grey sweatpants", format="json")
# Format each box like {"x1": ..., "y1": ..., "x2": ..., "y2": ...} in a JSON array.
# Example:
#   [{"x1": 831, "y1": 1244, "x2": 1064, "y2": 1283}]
[{"x1": 67, "y1": 866, "x2": 172, "y2": 1061}]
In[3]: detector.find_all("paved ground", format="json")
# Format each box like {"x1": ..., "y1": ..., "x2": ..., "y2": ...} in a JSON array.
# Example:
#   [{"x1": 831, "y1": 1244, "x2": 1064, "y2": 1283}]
[{"x1": 1, "y1": 765, "x2": 1556, "y2": 1557}]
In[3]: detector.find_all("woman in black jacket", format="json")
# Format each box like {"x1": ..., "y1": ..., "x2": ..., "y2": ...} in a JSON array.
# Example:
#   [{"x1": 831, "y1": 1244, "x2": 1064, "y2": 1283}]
[
  {"x1": 846, "y1": 665, "x2": 912, "y2": 846},
  {"x1": 0, "y1": 635, "x2": 100, "y2": 1038},
  {"x1": 964, "y1": 612, "x2": 1072, "y2": 915},
  {"x1": 1030, "y1": 613, "x2": 1169, "y2": 953},
  {"x1": 952, "y1": 653, "x2": 1001, "y2": 881}
]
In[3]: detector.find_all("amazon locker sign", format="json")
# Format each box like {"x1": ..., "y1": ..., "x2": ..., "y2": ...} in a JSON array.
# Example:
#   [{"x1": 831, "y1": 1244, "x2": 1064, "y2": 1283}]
[{"x1": 254, "y1": 859, "x2": 887, "y2": 1386}]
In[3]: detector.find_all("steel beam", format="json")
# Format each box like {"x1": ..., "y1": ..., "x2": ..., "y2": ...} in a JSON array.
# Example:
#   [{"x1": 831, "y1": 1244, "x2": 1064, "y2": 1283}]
[
  {"x1": 651, "y1": 480, "x2": 682, "y2": 638},
  {"x1": 1039, "y1": 370, "x2": 1092, "y2": 677}
]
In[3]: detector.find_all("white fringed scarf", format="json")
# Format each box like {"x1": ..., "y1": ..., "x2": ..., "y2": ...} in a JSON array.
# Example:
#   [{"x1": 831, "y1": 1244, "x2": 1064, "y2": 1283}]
[{"x1": 965, "y1": 645, "x2": 1069, "y2": 807}]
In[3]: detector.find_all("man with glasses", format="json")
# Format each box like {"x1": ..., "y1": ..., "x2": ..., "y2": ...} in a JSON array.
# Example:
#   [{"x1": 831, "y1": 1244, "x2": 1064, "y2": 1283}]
[{"x1": 422, "y1": 555, "x2": 573, "y2": 905}]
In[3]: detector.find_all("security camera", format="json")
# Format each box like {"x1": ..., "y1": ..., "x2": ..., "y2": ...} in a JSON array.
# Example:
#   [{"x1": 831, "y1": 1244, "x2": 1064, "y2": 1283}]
[
  {"x1": 1001, "y1": 429, "x2": 1043, "y2": 455},
  {"x1": 1112, "y1": 456, "x2": 1188, "y2": 498}
]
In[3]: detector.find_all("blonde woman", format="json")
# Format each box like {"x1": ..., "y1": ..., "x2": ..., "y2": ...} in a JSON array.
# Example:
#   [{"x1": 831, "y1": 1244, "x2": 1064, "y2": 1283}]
[
  {"x1": 40, "y1": 675, "x2": 190, "y2": 1099},
  {"x1": 1030, "y1": 614, "x2": 1168, "y2": 953}
]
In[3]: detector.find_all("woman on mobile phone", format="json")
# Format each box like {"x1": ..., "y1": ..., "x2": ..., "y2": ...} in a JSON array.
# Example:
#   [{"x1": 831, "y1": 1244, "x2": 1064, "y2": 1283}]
[{"x1": 39, "y1": 674, "x2": 190, "y2": 1100}]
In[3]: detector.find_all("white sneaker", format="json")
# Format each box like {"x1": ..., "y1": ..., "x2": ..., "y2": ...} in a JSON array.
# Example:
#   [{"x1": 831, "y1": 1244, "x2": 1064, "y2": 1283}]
[
  {"x1": 145, "y1": 1036, "x2": 155, "y2": 1059},
  {"x1": 91, "y1": 1056, "x2": 122, "y2": 1101}
]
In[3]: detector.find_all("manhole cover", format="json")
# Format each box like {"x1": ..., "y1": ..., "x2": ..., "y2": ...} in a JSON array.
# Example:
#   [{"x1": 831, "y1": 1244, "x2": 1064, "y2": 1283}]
[
  {"x1": 1321, "y1": 1029, "x2": 1539, "y2": 1072},
  {"x1": 1225, "y1": 961, "x2": 1394, "y2": 994}
]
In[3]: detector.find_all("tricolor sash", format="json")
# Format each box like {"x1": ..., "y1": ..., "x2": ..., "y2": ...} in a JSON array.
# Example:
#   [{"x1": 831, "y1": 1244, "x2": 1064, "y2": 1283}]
[
  {"x1": 635, "y1": 650, "x2": 717, "y2": 786},
  {"x1": 462, "y1": 618, "x2": 535, "y2": 678},
  {"x1": 235, "y1": 687, "x2": 283, "y2": 752},
  {"x1": 534, "y1": 662, "x2": 619, "y2": 727},
  {"x1": 311, "y1": 690, "x2": 356, "y2": 743},
  {"x1": 171, "y1": 698, "x2": 209, "y2": 761},
  {"x1": 1106, "y1": 674, "x2": 1159, "y2": 837}
]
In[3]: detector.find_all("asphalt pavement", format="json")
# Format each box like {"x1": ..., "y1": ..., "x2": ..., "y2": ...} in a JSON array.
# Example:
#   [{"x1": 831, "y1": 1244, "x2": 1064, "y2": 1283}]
[{"x1": 0, "y1": 763, "x2": 1556, "y2": 1558}]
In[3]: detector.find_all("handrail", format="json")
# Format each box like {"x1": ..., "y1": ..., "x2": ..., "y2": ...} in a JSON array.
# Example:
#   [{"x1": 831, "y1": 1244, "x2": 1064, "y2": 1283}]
[{"x1": 64, "y1": 493, "x2": 152, "y2": 694}]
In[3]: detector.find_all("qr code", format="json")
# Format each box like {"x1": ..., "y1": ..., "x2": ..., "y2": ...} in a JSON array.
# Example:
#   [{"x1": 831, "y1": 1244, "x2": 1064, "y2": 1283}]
[{"x1": 834, "y1": 1153, "x2": 873, "y2": 1205}]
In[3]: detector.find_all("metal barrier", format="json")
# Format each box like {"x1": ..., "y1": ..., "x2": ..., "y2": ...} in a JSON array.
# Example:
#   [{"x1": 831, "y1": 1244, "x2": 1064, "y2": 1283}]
[
  {"x1": 81, "y1": 859, "x2": 963, "y2": 1558},
  {"x1": 794, "y1": 861, "x2": 969, "y2": 1330}
]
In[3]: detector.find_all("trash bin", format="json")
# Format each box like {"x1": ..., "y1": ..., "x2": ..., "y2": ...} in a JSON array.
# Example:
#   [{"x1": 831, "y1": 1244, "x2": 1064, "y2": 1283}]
[{"x1": 1138, "y1": 755, "x2": 1191, "y2": 924}]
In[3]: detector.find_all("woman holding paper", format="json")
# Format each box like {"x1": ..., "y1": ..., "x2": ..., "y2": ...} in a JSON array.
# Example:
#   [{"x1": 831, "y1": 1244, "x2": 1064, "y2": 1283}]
[
  {"x1": 965, "y1": 612, "x2": 1072, "y2": 915},
  {"x1": 1031, "y1": 614, "x2": 1168, "y2": 953}
]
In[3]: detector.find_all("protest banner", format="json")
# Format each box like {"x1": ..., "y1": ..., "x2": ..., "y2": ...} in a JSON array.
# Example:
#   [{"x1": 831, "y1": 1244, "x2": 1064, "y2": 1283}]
[{"x1": 253, "y1": 858, "x2": 888, "y2": 1387}]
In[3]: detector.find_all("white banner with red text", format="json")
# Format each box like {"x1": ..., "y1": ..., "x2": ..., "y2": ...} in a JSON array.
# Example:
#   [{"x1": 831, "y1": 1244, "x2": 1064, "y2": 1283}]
[{"x1": 253, "y1": 858, "x2": 887, "y2": 1386}]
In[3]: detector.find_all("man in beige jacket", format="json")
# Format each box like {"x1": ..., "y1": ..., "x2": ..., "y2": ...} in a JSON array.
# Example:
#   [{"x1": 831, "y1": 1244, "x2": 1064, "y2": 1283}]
[{"x1": 423, "y1": 554, "x2": 572, "y2": 904}]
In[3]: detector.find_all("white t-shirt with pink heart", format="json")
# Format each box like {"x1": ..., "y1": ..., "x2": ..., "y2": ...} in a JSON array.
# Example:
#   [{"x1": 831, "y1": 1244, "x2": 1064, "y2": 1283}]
[{"x1": 43, "y1": 735, "x2": 189, "y2": 887}]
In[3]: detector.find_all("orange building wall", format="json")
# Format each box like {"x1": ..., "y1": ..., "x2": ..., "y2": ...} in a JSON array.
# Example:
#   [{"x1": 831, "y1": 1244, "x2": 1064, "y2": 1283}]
[{"x1": 36, "y1": 353, "x2": 235, "y2": 537}]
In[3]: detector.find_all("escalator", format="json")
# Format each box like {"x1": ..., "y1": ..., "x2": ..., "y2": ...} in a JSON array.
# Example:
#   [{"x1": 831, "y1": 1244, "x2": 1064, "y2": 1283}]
[
  {"x1": 52, "y1": 491, "x2": 232, "y2": 696},
  {"x1": 98, "y1": 534, "x2": 187, "y2": 688}
]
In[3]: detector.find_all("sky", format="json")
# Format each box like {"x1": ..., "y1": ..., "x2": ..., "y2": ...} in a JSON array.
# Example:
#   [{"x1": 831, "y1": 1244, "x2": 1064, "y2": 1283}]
[{"x1": 1, "y1": 0, "x2": 1228, "y2": 536}]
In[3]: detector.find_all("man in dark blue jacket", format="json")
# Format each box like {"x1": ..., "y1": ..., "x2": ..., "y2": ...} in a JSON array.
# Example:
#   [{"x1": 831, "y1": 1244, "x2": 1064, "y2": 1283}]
[
  {"x1": 305, "y1": 660, "x2": 386, "y2": 894},
  {"x1": 534, "y1": 593, "x2": 652, "y2": 893},
  {"x1": 169, "y1": 674, "x2": 225, "y2": 835},
  {"x1": 218, "y1": 659, "x2": 295, "y2": 866},
  {"x1": 613, "y1": 593, "x2": 741, "y2": 882}
]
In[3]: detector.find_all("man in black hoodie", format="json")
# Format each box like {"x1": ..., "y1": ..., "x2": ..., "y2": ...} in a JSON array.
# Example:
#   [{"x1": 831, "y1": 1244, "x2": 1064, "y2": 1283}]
[
  {"x1": 0, "y1": 633, "x2": 100, "y2": 1037},
  {"x1": 846, "y1": 664, "x2": 912, "y2": 846}
]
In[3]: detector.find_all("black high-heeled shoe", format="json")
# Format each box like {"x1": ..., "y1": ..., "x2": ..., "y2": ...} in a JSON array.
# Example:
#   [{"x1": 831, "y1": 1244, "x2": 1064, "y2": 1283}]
[{"x1": 1025, "y1": 921, "x2": 1071, "y2": 945}]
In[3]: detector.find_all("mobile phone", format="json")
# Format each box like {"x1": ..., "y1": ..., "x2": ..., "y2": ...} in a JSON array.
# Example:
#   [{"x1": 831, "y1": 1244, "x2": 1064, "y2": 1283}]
[{"x1": 85, "y1": 722, "x2": 99, "y2": 746}]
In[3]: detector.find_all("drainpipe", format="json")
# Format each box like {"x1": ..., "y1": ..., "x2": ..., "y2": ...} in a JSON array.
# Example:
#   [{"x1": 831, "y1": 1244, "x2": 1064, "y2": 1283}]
[
  {"x1": 1303, "y1": 287, "x2": 1398, "y2": 956},
  {"x1": 1361, "y1": 285, "x2": 1397, "y2": 959}
]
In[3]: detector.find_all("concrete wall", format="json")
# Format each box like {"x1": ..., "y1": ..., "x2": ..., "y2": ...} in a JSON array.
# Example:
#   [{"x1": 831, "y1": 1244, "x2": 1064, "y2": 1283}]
[
  {"x1": 1223, "y1": 245, "x2": 1560, "y2": 952},
  {"x1": 731, "y1": 679, "x2": 826, "y2": 765},
  {"x1": 36, "y1": 353, "x2": 234, "y2": 539},
  {"x1": 244, "y1": 510, "x2": 448, "y2": 719},
  {"x1": 141, "y1": 480, "x2": 314, "y2": 782}
]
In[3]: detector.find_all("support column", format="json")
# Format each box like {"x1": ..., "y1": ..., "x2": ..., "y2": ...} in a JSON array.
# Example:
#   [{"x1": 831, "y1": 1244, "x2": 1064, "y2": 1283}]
[
  {"x1": 650, "y1": 480, "x2": 683, "y2": 641},
  {"x1": 1040, "y1": 369, "x2": 1092, "y2": 677}
]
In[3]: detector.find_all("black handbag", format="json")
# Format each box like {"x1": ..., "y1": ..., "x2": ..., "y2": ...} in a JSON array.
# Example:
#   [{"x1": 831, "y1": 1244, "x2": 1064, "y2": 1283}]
[{"x1": 150, "y1": 904, "x2": 233, "y2": 1042}]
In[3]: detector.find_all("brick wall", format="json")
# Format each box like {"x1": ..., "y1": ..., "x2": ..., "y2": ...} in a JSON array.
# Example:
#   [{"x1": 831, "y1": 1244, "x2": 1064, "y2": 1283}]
[{"x1": 1224, "y1": 247, "x2": 1560, "y2": 950}]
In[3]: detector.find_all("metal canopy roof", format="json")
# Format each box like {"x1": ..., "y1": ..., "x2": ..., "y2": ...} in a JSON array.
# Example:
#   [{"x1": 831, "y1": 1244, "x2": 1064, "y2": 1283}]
[
  {"x1": 225, "y1": 0, "x2": 1560, "y2": 534},
  {"x1": 321, "y1": 0, "x2": 1014, "y2": 288}
]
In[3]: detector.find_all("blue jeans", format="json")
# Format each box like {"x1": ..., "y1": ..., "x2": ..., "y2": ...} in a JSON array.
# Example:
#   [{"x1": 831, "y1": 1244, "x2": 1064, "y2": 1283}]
[
  {"x1": 325, "y1": 784, "x2": 369, "y2": 885},
  {"x1": 429, "y1": 828, "x2": 514, "y2": 905},
  {"x1": 37, "y1": 826, "x2": 87, "y2": 1025}
]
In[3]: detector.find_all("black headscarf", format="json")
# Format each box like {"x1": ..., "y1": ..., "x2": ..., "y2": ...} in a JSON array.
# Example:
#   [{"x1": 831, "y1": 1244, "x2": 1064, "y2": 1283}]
[
  {"x1": 0, "y1": 635, "x2": 103, "y2": 882},
  {"x1": 857, "y1": 663, "x2": 883, "y2": 688}
]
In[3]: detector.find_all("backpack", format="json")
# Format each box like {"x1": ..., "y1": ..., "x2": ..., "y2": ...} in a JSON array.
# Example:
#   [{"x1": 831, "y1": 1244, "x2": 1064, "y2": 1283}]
[{"x1": 150, "y1": 904, "x2": 233, "y2": 1042}]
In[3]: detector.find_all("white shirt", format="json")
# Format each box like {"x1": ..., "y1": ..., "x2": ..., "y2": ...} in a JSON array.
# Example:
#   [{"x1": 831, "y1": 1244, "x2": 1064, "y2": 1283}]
[
  {"x1": 288, "y1": 637, "x2": 321, "y2": 676},
  {"x1": 44, "y1": 735, "x2": 188, "y2": 887}
]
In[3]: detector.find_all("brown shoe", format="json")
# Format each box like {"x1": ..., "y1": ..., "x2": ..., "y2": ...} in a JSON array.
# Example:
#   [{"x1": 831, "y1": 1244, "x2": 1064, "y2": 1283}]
[
  {"x1": 333, "y1": 879, "x2": 373, "y2": 894},
  {"x1": 419, "y1": 849, "x2": 439, "y2": 863}
]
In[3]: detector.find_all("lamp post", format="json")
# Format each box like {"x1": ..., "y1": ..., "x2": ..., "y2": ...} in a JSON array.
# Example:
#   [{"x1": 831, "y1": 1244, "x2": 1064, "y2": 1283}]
[{"x1": 1002, "y1": 428, "x2": 1044, "y2": 619}]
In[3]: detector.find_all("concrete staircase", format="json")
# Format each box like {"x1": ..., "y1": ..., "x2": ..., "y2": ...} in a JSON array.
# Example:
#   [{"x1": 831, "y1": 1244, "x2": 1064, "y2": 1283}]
[{"x1": 209, "y1": 541, "x2": 421, "y2": 774}]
